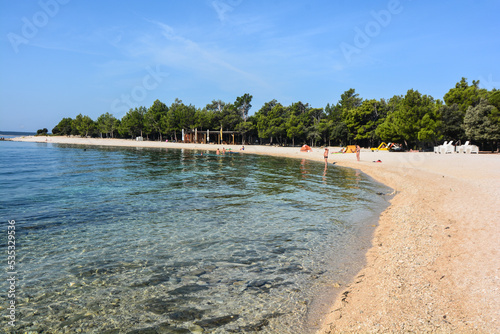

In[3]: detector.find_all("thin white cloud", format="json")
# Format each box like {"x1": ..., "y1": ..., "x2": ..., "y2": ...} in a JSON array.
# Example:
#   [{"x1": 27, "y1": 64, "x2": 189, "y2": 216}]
[{"x1": 143, "y1": 20, "x2": 272, "y2": 91}]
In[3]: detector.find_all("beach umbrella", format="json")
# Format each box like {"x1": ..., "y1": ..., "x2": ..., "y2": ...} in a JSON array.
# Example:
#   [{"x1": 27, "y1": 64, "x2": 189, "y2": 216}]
[{"x1": 300, "y1": 144, "x2": 312, "y2": 152}]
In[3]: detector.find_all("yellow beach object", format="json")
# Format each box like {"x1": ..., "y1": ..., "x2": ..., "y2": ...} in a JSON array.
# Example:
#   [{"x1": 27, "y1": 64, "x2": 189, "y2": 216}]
[
  {"x1": 371, "y1": 142, "x2": 390, "y2": 151},
  {"x1": 343, "y1": 145, "x2": 357, "y2": 153}
]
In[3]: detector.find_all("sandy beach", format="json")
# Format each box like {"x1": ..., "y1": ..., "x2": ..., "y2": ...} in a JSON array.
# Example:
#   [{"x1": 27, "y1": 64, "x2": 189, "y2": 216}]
[{"x1": 9, "y1": 136, "x2": 500, "y2": 333}]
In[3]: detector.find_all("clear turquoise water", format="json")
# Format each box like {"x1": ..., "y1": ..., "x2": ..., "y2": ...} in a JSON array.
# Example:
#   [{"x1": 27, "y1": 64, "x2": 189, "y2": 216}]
[{"x1": 0, "y1": 141, "x2": 390, "y2": 333}]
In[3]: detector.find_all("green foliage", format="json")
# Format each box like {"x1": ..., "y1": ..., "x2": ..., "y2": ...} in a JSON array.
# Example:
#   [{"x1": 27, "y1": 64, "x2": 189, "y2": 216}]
[
  {"x1": 220, "y1": 104, "x2": 243, "y2": 130},
  {"x1": 338, "y1": 88, "x2": 362, "y2": 112},
  {"x1": 487, "y1": 90, "x2": 500, "y2": 111},
  {"x1": 331, "y1": 122, "x2": 349, "y2": 146},
  {"x1": 376, "y1": 90, "x2": 440, "y2": 148},
  {"x1": 418, "y1": 113, "x2": 441, "y2": 143},
  {"x1": 36, "y1": 128, "x2": 48, "y2": 135},
  {"x1": 286, "y1": 113, "x2": 305, "y2": 146},
  {"x1": 144, "y1": 99, "x2": 168, "y2": 141},
  {"x1": 195, "y1": 108, "x2": 214, "y2": 130},
  {"x1": 165, "y1": 99, "x2": 196, "y2": 140},
  {"x1": 318, "y1": 119, "x2": 333, "y2": 145},
  {"x1": 48, "y1": 80, "x2": 499, "y2": 150},
  {"x1": 234, "y1": 93, "x2": 253, "y2": 121},
  {"x1": 97, "y1": 112, "x2": 118, "y2": 138},
  {"x1": 437, "y1": 104, "x2": 464, "y2": 141},
  {"x1": 344, "y1": 99, "x2": 385, "y2": 145},
  {"x1": 306, "y1": 108, "x2": 325, "y2": 146},
  {"x1": 464, "y1": 99, "x2": 500, "y2": 146},
  {"x1": 375, "y1": 112, "x2": 402, "y2": 144},
  {"x1": 120, "y1": 107, "x2": 145, "y2": 138},
  {"x1": 52, "y1": 117, "x2": 73, "y2": 135},
  {"x1": 443, "y1": 77, "x2": 488, "y2": 113},
  {"x1": 255, "y1": 102, "x2": 287, "y2": 144},
  {"x1": 284, "y1": 102, "x2": 312, "y2": 145},
  {"x1": 206, "y1": 99, "x2": 244, "y2": 131},
  {"x1": 334, "y1": 88, "x2": 364, "y2": 145},
  {"x1": 404, "y1": 90, "x2": 440, "y2": 144},
  {"x1": 325, "y1": 102, "x2": 347, "y2": 145},
  {"x1": 73, "y1": 114, "x2": 95, "y2": 137},
  {"x1": 235, "y1": 120, "x2": 256, "y2": 145}
]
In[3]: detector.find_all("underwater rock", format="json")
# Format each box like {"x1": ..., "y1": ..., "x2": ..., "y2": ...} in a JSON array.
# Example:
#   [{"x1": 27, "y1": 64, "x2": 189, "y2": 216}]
[
  {"x1": 247, "y1": 279, "x2": 269, "y2": 288},
  {"x1": 230, "y1": 312, "x2": 285, "y2": 331},
  {"x1": 187, "y1": 269, "x2": 206, "y2": 277},
  {"x1": 126, "y1": 322, "x2": 191, "y2": 334},
  {"x1": 126, "y1": 327, "x2": 158, "y2": 334},
  {"x1": 271, "y1": 247, "x2": 286, "y2": 254},
  {"x1": 130, "y1": 273, "x2": 171, "y2": 287},
  {"x1": 144, "y1": 297, "x2": 200, "y2": 315},
  {"x1": 230, "y1": 319, "x2": 269, "y2": 332},
  {"x1": 156, "y1": 322, "x2": 191, "y2": 333},
  {"x1": 194, "y1": 314, "x2": 239, "y2": 329},
  {"x1": 168, "y1": 284, "x2": 209, "y2": 296},
  {"x1": 58, "y1": 314, "x2": 93, "y2": 327},
  {"x1": 144, "y1": 298, "x2": 180, "y2": 315},
  {"x1": 101, "y1": 329, "x2": 120, "y2": 334},
  {"x1": 277, "y1": 264, "x2": 303, "y2": 274},
  {"x1": 168, "y1": 308, "x2": 205, "y2": 322}
]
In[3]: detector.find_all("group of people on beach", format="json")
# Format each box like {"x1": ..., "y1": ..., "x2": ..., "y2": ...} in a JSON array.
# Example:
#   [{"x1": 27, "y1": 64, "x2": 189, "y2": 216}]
[
  {"x1": 216, "y1": 147, "x2": 226, "y2": 155},
  {"x1": 215, "y1": 146, "x2": 244, "y2": 155},
  {"x1": 323, "y1": 145, "x2": 361, "y2": 165}
]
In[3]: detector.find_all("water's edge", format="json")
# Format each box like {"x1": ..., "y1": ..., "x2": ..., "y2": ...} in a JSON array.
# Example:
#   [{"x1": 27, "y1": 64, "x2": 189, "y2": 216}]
[
  {"x1": 304, "y1": 167, "x2": 393, "y2": 332},
  {"x1": 53, "y1": 142, "x2": 394, "y2": 333},
  {"x1": 1, "y1": 140, "x2": 392, "y2": 333}
]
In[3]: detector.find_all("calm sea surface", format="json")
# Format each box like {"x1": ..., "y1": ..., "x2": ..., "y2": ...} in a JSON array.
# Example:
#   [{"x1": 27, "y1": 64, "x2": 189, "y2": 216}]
[{"x1": 0, "y1": 141, "x2": 390, "y2": 333}]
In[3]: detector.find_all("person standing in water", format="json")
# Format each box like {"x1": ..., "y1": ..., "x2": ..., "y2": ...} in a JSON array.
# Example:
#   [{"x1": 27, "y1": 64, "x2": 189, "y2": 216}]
[{"x1": 324, "y1": 148, "x2": 329, "y2": 165}]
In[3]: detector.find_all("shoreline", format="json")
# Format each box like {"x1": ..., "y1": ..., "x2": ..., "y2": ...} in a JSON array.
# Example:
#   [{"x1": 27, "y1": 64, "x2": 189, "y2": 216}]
[{"x1": 7, "y1": 136, "x2": 500, "y2": 332}]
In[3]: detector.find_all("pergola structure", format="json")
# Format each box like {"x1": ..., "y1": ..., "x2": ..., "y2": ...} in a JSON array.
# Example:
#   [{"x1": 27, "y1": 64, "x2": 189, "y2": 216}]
[{"x1": 183, "y1": 129, "x2": 242, "y2": 145}]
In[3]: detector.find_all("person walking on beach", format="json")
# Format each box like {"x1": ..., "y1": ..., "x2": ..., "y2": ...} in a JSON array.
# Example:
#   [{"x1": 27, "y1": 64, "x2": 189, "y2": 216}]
[{"x1": 356, "y1": 145, "x2": 361, "y2": 161}]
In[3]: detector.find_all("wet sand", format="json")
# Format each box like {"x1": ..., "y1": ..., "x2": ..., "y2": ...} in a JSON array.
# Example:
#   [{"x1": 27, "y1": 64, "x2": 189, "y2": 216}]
[{"x1": 10, "y1": 136, "x2": 500, "y2": 333}]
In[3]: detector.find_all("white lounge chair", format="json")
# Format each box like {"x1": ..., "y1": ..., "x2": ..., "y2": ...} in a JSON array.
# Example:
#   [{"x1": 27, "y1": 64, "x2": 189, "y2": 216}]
[
  {"x1": 456, "y1": 141, "x2": 469, "y2": 154},
  {"x1": 434, "y1": 141, "x2": 448, "y2": 153},
  {"x1": 465, "y1": 143, "x2": 479, "y2": 154},
  {"x1": 440, "y1": 141, "x2": 454, "y2": 154}
]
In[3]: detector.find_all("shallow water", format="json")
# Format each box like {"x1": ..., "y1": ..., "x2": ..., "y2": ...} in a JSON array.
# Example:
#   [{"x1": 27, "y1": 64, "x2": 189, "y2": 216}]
[{"x1": 0, "y1": 141, "x2": 390, "y2": 333}]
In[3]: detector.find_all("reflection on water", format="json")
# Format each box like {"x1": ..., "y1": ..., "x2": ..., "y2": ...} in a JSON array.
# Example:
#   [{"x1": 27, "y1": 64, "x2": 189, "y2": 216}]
[{"x1": 0, "y1": 142, "x2": 390, "y2": 333}]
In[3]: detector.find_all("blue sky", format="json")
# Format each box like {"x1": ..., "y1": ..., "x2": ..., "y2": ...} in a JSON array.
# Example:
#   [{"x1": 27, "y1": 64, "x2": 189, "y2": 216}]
[{"x1": 1, "y1": 0, "x2": 499, "y2": 132}]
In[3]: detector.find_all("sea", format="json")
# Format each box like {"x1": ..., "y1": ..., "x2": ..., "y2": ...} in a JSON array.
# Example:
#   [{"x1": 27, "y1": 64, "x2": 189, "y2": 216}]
[{"x1": 0, "y1": 138, "x2": 391, "y2": 333}]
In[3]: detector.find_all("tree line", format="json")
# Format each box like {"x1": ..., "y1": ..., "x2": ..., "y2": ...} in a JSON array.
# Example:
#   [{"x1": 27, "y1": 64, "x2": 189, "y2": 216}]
[{"x1": 49, "y1": 78, "x2": 500, "y2": 150}]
